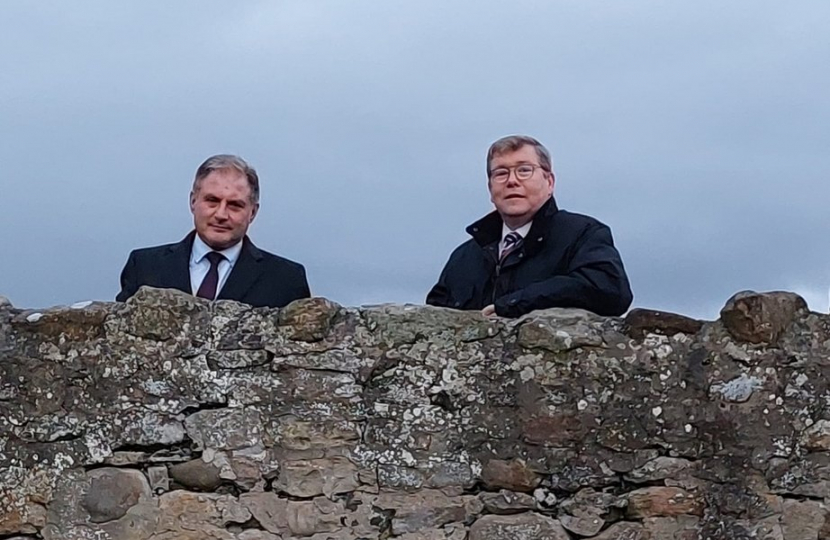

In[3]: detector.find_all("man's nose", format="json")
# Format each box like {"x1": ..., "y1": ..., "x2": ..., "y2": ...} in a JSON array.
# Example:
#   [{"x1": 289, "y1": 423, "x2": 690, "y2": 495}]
[
  {"x1": 215, "y1": 202, "x2": 229, "y2": 219},
  {"x1": 505, "y1": 170, "x2": 522, "y2": 186}
]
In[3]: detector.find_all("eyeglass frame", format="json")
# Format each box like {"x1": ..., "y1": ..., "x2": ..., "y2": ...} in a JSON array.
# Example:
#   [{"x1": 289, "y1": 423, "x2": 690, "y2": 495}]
[{"x1": 488, "y1": 164, "x2": 550, "y2": 184}]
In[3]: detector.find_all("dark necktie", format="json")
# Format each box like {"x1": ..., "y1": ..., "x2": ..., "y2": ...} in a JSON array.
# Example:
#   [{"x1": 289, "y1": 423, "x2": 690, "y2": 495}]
[
  {"x1": 196, "y1": 251, "x2": 225, "y2": 300},
  {"x1": 500, "y1": 232, "x2": 523, "y2": 263}
]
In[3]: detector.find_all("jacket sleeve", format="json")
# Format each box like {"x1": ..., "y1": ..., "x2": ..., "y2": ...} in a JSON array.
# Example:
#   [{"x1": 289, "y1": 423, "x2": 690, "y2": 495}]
[
  {"x1": 296, "y1": 265, "x2": 312, "y2": 300},
  {"x1": 116, "y1": 251, "x2": 139, "y2": 302},
  {"x1": 425, "y1": 260, "x2": 453, "y2": 308},
  {"x1": 493, "y1": 224, "x2": 633, "y2": 318}
]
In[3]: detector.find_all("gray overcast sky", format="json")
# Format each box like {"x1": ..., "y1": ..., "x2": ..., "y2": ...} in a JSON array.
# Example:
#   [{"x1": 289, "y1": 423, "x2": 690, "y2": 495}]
[{"x1": 1, "y1": 1, "x2": 829, "y2": 319}]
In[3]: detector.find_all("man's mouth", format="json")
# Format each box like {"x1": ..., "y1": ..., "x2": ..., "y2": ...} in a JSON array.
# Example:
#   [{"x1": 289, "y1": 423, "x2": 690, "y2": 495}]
[{"x1": 504, "y1": 194, "x2": 524, "y2": 200}]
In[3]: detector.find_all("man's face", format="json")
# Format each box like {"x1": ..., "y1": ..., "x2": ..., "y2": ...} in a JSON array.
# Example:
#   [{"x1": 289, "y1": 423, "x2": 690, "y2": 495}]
[
  {"x1": 190, "y1": 169, "x2": 259, "y2": 250},
  {"x1": 488, "y1": 145, "x2": 554, "y2": 228}
]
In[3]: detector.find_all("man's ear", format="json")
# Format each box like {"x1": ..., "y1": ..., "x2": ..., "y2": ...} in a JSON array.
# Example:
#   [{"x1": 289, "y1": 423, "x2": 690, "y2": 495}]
[
  {"x1": 189, "y1": 191, "x2": 196, "y2": 212},
  {"x1": 250, "y1": 203, "x2": 260, "y2": 223},
  {"x1": 547, "y1": 171, "x2": 556, "y2": 194}
]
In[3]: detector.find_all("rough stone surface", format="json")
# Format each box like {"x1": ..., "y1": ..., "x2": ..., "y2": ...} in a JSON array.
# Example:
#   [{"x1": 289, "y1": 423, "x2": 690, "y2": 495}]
[
  {"x1": 82, "y1": 468, "x2": 152, "y2": 523},
  {"x1": 480, "y1": 458, "x2": 540, "y2": 492},
  {"x1": 625, "y1": 308, "x2": 704, "y2": 339},
  {"x1": 3, "y1": 286, "x2": 830, "y2": 539},
  {"x1": 720, "y1": 290, "x2": 807, "y2": 345},
  {"x1": 469, "y1": 513, "x2": 570, "y2": 539}
]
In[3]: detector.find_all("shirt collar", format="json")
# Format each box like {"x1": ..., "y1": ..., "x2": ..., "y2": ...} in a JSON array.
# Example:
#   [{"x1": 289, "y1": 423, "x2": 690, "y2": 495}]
[
  {"x1": 191, "y1": 234, "x2": 243, "y2": 265},
  {"x1": 501, "y1": 221, "x2": 533, "y2": 242}
]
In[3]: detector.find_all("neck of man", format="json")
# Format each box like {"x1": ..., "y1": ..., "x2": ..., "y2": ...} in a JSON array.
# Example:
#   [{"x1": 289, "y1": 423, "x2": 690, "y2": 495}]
[
  {"x1": 501, "y1": 196, "x2": 552, "y2": 230},
  {"x1": 502, "y1": 214, "x2": 534, "y2": 230}
]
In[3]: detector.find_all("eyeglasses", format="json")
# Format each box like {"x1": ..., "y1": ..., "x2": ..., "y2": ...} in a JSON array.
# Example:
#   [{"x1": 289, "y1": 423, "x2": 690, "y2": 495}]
[{"x1": 489, "y1": 164, "x2": 547, "y2": 183}]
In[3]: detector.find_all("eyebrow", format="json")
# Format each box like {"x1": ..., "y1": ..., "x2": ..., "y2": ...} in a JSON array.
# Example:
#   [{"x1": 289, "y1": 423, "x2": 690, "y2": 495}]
[{"x1": 492, "y1": 161, "x2": 538, "y2": 168}]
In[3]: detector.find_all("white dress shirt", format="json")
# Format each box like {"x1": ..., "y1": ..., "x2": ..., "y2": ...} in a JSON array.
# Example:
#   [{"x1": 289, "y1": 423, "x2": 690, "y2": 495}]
[
  {"x1": 190, "y1": 235, "x2": 243, "y2": 297},
  {"x1": 500, "y1": 221, "x2": 532, "y2": 256}
]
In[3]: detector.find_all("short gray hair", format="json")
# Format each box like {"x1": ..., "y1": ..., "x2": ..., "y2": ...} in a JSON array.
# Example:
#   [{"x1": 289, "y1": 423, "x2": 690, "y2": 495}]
[
  {"x1": 486, "y1": 135, "x2": 553, "y2": 176},
  {"x1": 193, "y1": 154, "x2": 260, "y2": 203}
]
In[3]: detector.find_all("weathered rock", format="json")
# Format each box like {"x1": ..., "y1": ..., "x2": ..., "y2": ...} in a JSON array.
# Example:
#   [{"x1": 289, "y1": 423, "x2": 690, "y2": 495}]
[
  {"x1": 480, "y1": 459, "x2": 540, "y2": 492},
  {"x1": 516, "y1": 308, "x2": 605, "y2": 352},
  {"x1": 592, "y1": 521, "x2": 648, "y2": 539},
  {"x1": 469, "y1": 513, "x2": 570, "y2": 540},
  {"x1": 559, "y1": 510, "x2": 604, "y2": 536},
  {"x1": 781, "y1": 499, "x2": 827, "y2": 540},
  {"x1": 184, "y1": 409, "x2": 263, "y2": 451},
  {"x1": 625, "y1": 456, "x2": 693, "y2": 483},
  {"x1": 146, "y1": 466, "x2": 169, "y2": 493},
  {"x1": 169, "y1": 458, "x2": 224, "y2": 491},
  {"x1": 374, "y1": 490, "x2": 482, "y2": 535},
  {"x1": 153, "y1": 490, "x2": 237, "y2": 539},
  {"x1": 625, "y1": 308, "x2": 703, "y2": 339},
  {"x1": 82, "y1": 468, "x2": 152, "y2": 523},
  {"x1": 272, "y1": 457, "x2": 361, "y2": 497},
  {"x1": 800, "y1": 419, "x2": 830, "y2": 451},
  {"x1": 3, "y1": 288, "x2": 830, "y2": 539},
  {"x1": 396, "y1": 527, "x2": 467, "y2": 540},
  {"x1": 478, "y1": 490, "x2": 536, "y2": 514},
  {"x1": 558, "y1": 488, "x2": 626, "y2": 536},
  {"x1": 627, "y1": 487, "x2": 704, "y2": 518},
  {"x1": 642, "y1": 515, "x2": 699, "y2": 539},
  {"x1": 279, "y1": 297, "x2": 341, "y2": 342},
  {"x1": 720, "y1": 290, "x2": 807, "y2": 345}
]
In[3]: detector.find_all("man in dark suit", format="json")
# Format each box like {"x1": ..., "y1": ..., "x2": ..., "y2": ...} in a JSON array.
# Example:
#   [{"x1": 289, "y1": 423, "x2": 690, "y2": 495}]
[
  {"x1": 117, "y1": 154, "x2": 310, "y2": 308},
  {"x1": 427, "y1": 135, "x2": 632, "y2": 318}
]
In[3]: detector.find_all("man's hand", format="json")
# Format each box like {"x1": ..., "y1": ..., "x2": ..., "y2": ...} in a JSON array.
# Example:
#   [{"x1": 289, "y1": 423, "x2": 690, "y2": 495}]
[{"x1": 481, "y1": 304, "x2": 496, "y2": 317}]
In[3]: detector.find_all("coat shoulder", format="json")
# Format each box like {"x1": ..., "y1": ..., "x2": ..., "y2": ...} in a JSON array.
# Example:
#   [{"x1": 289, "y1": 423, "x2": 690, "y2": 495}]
[
  {"x1": 255, "y1": 248, "x2": 307, "y2": 274},
  {"x1": 128, "y1": 240, "x2": 181, "y2": 259},
  {"x1": 551, "y1": 209, "x2": 609, "y2": 230},
  {"x1": 446, "y1": 237, "x2": 484, "y2": 263}
]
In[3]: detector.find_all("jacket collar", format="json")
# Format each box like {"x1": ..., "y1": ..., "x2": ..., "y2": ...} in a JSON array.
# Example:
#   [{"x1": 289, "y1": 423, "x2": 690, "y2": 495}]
[
  {"x1": 163, "y1": 231, "x2": 197, "y2": 293},
  {"x1": 216, "y1": 235, "x2": 264, "y2": 302},
  {"x1": 165, "y1": 231, "x2": 265, "y2": 300},
  {"x1": 466, "y1": 196, "x2": 559, "y2": 250}
]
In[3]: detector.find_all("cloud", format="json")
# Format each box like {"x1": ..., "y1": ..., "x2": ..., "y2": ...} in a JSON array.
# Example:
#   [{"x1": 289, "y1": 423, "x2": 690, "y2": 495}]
[{"x1": 1, "y1": 1, "x2": 829, "y2": 320}]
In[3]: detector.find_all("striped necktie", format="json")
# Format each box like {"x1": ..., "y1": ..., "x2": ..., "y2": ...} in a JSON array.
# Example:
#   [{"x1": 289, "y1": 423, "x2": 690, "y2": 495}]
[{"x1": 500, "y1": 232, "x2": 523, "y2": 262}]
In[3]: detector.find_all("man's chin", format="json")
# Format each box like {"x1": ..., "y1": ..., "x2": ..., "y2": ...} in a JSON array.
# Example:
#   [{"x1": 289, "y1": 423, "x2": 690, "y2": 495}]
[
  {"x1": 201, "y1": 232, "x2": 235, "y2": 251},
  {"x1": 498, "y1": 205, "x2": 530, "y2": 218}
]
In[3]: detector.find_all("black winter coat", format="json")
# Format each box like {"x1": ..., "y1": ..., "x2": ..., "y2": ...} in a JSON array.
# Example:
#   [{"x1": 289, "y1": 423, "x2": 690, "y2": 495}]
[{"x1": 426, "y1": 198, "x2": 633, "y2": 318}]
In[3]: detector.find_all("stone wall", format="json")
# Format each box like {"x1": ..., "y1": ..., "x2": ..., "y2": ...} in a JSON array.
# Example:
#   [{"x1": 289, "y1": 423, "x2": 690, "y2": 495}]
[{"x1": 0, "y1": 287, "x2": 828, "y2": 539}]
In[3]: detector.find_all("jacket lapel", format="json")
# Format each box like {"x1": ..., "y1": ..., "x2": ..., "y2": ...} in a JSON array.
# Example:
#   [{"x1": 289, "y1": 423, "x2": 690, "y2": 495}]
[
  {"x1": 521, "y1": 197, "x2": 558, "y2": 259},
  {"x1": 163, "y1": 232, "x2": 196, "y2": 294},
  {"x1": 217, "y1": 237, "x2": 264, "y2": 302},
  {"x1": 470, "y1": 197, "x2": 560, "y2": 269}
]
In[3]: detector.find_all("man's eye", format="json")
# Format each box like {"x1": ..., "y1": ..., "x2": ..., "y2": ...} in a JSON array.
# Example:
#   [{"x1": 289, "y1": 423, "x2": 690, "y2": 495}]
[
  {"x1": 492, "y1": 170, "x2": 509, "y2": 179},
  {"x1": 517, "y1": 166, "x2": 534, "y2": 175}
]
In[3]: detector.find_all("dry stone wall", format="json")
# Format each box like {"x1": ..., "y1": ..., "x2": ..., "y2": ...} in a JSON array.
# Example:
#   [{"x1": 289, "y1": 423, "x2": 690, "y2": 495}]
[{"x1": 0, "y1": 287, "x2": 829, "y2": 539}]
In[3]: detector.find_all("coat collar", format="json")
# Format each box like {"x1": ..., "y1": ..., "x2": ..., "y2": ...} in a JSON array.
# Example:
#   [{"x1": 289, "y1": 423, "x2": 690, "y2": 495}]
[
  {"x1": 466, "y1": 196, "x2": 559, "y2": 252},
  {"x1": 216, "y1": 236, "x2": 264, "y2": 302},
  {"x1": 163, "y1": 232, "x2": 196, "y2": 293},
  {"x1": 165, "y1": 231, "x2": 265, "y2": 300}
]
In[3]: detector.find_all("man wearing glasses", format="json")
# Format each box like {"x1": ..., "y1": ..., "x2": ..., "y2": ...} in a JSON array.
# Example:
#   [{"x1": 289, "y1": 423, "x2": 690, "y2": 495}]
[{"x1": 426, "y1": 135, "x2": 632, "y2": 318}]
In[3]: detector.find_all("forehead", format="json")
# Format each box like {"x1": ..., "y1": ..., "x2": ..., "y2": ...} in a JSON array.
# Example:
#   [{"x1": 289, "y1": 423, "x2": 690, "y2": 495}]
[
  {"x1": 197, "y1": 168, "x2": 251, "y2": 197},
  {"x1": 490, "y1": 145, "x2": 540, "y2": 167}
]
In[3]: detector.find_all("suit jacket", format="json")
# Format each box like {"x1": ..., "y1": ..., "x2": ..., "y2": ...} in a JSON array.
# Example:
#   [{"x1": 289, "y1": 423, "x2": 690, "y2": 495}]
[{"x1": 116, "y1": 232, "x2": 311, "y2": 308}]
